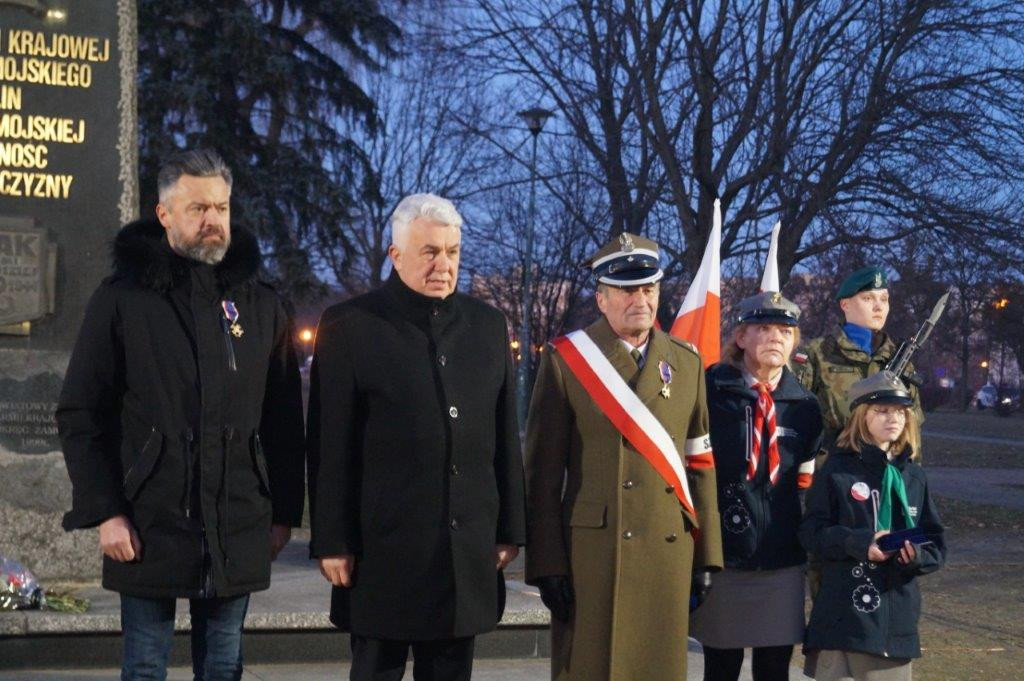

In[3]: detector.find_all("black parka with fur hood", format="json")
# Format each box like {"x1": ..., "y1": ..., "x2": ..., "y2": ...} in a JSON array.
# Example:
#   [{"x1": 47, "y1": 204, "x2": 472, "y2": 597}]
[{"x1": 57, "y1": 219, "x2": 305, "y2": 598}]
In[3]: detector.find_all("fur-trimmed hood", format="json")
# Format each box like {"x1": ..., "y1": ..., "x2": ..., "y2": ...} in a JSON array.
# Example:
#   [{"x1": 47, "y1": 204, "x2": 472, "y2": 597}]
[{"x1": 112, "y1": 219, "x2": 261, "y2": 293}]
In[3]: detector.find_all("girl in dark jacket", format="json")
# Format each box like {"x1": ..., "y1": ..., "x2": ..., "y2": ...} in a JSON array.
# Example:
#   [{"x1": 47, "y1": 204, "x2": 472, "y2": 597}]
[
  {"x1": 691, "y1": 292, "x2": 823, "y2": 681},
  {"x1": 801, "y1": 371, "x2": 946, "y2": 681}
]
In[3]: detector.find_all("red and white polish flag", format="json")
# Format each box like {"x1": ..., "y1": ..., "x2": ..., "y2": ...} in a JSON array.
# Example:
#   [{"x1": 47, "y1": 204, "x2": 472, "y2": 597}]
[{"x1": 670, "y1": 198, "x2": 722, "y2": 367}]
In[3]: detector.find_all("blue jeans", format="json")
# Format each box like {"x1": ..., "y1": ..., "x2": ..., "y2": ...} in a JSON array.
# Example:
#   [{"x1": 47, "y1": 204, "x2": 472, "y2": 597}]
[{"x1": 120, "y1": 594, "x2": 250, "y2": 681}]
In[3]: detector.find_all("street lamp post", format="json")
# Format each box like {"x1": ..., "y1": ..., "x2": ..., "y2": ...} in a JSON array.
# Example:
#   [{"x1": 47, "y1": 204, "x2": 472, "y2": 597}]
[{"x1": 515, "y1": 107, "x2": 554, "y2": 432}]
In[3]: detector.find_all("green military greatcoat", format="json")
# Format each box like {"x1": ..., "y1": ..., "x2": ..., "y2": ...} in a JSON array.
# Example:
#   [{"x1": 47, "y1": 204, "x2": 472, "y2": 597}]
[
  {"x1": 795, "y1": 326, "x2": 924, "y2": 451},
  {"x1": 525, "y1": 317, "x2": 723, "y2": 681}
]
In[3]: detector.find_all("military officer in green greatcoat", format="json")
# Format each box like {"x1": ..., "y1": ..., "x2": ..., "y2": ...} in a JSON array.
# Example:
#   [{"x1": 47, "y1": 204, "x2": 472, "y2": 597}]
[
  {"x1": 794, "y1": 266, "x2": 925, "y2": 456},
  {"x1": 524, "y1": 233, "x2": 723, "y2": 681}
]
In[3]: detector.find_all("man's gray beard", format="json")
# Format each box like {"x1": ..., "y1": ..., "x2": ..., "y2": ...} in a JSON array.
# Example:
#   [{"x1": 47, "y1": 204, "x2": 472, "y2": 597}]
[{"x1": 172, "y1": 232, "x2": 231, "y2": 265}]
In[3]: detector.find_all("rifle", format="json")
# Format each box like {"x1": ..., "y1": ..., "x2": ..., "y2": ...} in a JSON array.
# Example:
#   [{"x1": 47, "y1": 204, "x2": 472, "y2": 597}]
[{"x1": 885, "y1": 289, "x2": 951, "y2": 384}]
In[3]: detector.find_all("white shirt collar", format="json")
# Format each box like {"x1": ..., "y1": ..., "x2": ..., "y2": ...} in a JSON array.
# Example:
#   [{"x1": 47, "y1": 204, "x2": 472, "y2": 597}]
[
  {"x1": 741, "y1": 365, "x2": 782, "y2": 390},
  {"x1": 619, "y1": 338, "x2": 650, "y2": 360}
]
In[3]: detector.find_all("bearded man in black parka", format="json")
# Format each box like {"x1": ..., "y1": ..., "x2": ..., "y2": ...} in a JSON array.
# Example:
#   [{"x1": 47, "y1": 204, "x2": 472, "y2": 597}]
[
  {"x1": 57, "y1": 149, "x2": 305, "y2": 680},
  {"x1": 308, "y1": 193, "x2": 526, "y2": 681}
]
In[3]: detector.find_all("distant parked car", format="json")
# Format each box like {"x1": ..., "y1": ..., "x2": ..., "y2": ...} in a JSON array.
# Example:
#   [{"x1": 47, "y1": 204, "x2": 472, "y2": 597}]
[
  {"x1": 995, "y1": 389, "x2": 1021, "y2": 417},
  {"x1": 975, "y1": 384, "x2": 998, "y2": 410}
]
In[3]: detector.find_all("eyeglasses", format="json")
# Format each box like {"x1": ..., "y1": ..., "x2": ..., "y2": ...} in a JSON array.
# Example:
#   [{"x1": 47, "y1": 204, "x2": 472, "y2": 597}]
[{"x1": 868, "y1": 406, "x2": 907, "y2": 420}]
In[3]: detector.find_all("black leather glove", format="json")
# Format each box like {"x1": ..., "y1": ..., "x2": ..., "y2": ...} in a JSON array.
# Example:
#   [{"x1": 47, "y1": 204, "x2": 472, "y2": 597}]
[
  {"x1": 689, "y1": 570, "x2": 713, "y2": 611},
  {"x1": 535, "y1": 574, "x2": 575, "y2": 622}
]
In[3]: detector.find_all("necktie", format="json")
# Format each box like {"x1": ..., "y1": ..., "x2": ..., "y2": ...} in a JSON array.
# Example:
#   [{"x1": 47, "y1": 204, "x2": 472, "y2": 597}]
[
  {"x1": 630, "y1": 348, "x2": 643, "y2": 368},
  {"x1": 748, "y1": 383, "x2": 781, "y2": 485}
]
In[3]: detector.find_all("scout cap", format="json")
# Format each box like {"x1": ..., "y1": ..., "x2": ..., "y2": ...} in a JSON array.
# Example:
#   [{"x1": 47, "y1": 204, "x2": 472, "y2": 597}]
[
  {"x1": 836, "y1": 266, "x2": 888, "y2": 300},
  {"x1": 588, "y1": 233, "x2": 663, "y2": 286},
  {"x1": 736, "y1": 291, "x2": 801, "y2": 326},
  {"x1": 847, "y1": 371, "x2": 913, "y2": 410}
]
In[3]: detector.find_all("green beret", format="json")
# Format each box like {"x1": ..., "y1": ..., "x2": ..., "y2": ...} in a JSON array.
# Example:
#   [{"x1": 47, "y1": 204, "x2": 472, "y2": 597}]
[{"x1": 836, "y1": 266, "x2": 888, "y2": 300}]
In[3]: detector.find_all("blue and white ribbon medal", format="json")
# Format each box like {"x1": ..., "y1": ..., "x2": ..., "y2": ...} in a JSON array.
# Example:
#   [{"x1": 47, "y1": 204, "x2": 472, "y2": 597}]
[
  {"x1": 658, "y1": 360, "x2": 672, "y2": 398},
  {"x1": 222, "y1": 300, "x2": 244, "y2": 338}
]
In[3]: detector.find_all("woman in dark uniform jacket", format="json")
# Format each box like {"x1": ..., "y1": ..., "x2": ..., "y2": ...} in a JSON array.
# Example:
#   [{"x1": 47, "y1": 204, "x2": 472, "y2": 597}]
[
  {"x1": 691, "y1": 292, "x2": 823, "y2": 681},
  {"x1": 800, "y1": 371, "x2": 945, "y2": 681}
]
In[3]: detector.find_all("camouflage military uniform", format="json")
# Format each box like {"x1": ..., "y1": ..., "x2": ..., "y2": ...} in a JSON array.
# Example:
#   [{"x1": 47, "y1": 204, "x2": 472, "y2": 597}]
[{"x1": 794, "y1": 326, "x2": 925, "y2": 455}]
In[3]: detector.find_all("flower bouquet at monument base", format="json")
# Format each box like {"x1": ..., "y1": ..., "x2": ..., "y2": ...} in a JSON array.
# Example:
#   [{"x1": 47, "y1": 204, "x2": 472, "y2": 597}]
[{"x1": 1, "y1": 553, "x2": 89, "y2": 613}]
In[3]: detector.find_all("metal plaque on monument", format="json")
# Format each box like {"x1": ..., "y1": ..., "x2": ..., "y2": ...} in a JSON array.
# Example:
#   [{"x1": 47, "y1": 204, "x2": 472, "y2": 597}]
[{"x1": 0, "y1": 0, "x2": 138, "y2": 580}]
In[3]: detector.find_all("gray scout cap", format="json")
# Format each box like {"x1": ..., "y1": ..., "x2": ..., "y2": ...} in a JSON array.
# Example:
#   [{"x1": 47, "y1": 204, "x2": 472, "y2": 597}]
[
  {"x1": 735, "y1": 291, "x2": 801, "y2": 326},
  {"x1": 847, "y1": 371, "x2": 913, "y2": 410}
]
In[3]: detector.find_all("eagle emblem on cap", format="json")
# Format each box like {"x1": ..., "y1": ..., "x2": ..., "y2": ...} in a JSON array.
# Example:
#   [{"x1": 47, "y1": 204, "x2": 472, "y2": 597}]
[
  {"x1": 770, "y1": 292, "x2": 781, "y2": 304},
  {"x1": 874, "y1": 271, "x2": 883, "y2": 288},
  {"x1": 619, "y1": 233, "x2": 635, "y2": 252}
]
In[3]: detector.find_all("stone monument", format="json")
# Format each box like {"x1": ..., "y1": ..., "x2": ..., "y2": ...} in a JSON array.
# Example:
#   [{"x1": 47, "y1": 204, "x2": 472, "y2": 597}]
[{"x1": 0, "y1": 0, "x2": 138, "y2": 580}]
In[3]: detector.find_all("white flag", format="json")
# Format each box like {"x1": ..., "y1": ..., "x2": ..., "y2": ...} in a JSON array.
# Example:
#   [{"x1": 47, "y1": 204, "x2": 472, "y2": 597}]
[{"x1": 760, "y1": 221, "x2": 781, "y2": 292}]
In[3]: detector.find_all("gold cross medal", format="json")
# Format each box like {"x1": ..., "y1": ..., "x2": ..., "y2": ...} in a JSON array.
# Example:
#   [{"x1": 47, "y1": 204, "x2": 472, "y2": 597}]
[
  {"x1": 658, "y1": 360, "x2": 672, "y2": 398},
  {"x1": 222, "y1": 300, "x2": 244, "y2": 338}
]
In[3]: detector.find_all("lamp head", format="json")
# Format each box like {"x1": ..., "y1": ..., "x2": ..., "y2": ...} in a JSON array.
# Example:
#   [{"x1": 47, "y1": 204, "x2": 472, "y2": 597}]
[{"x1": 517, "y1": 107, "x2": 555, "y2": 135}]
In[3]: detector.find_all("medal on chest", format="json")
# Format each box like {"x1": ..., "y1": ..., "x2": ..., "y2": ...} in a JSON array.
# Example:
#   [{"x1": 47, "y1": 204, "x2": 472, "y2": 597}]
[
  {"x1": 222, "y1": 300, "x2": 244, "y2": 338},
  {"x1": 658, "y1": 360, "x2": 672, "y2": 398}
]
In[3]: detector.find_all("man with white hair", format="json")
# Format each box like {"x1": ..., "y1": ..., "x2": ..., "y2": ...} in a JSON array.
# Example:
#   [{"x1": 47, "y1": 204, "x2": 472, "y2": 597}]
[{"x1": 308, "y1": 193, "x2": 526, "y2": 680}]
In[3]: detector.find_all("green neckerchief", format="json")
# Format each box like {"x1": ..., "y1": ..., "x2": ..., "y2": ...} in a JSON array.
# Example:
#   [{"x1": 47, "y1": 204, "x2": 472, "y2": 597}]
[{"x1": 877, "y1": 463, "x2": 914, "y2": 531}]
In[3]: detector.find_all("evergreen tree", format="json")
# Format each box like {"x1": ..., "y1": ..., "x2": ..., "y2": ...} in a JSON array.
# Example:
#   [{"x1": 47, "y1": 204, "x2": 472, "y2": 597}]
[{"x1": 137, "y1": 0, "x2": 399, "y2": 297}]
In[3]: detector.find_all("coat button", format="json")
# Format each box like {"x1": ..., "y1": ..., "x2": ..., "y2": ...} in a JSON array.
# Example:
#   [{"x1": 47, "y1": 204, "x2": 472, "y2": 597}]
[
  {"x1": 450, "y1": 518, "x2": 459, "y2": 530},
  {"x1": 449, "y1": 406, "x2": 459, "y2": 418},
  {"x1": 432, "y1": 307, "x2": 440, "y2": 317},
  {"x1": 622, "y1": 480, "x2": 634, "y2": 489},
  {"x1": 665, "y1": 485, "x2": 675, "y2": 494},
  {"x1": 665, "y1": 533, "x2": 677, "y2": 543},
  {"x1": 450, "y1": 464, "x2": 459, "y2": 476},
  {"x1": 622, "y1": 531, "x2": 633, "y2": 540},
  {"x1": 438, "y1": 354, "x2": 447, "y2": 366}
]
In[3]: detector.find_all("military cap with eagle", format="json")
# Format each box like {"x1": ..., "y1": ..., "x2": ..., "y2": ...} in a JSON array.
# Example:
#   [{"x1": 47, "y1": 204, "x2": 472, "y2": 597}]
[
  {"x1": 587, "y1": 232, "x2": 663, "y2": 286},
  {"x1": 735, "y1": 290, "x2": 801, "y2": 326}
]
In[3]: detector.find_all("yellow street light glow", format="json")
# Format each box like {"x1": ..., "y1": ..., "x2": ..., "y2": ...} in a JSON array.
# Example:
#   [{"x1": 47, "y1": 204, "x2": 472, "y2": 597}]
[
  {"x1": 510, "y1": 340, "x2": 521, "y2": 350},
  {"x1": 980, "y1": 360, "x2": 989, "y2": 368},
  {"x1": 299, "y1": 329, "x2": 314, "y2": 343}
]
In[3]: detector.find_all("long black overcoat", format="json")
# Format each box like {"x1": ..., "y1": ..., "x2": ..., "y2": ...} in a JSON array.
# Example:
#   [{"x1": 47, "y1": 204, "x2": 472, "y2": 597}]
[
  {"x1": 57, "y1": 219, "x2": 305, "y2": 598},
  {"x1": 307, "y1": 272, "x2": 526, "y2": 640}
]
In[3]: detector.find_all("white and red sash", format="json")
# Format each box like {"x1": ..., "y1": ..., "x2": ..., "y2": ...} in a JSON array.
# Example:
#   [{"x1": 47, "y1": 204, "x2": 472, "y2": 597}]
[{"x1": 551, "y1": 330, "x2": 712, "y2": 519}]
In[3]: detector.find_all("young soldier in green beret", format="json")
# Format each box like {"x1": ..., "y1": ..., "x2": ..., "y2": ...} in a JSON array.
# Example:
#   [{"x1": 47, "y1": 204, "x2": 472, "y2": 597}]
[{"x1": 794, "y1": 266, "x2": 925, "y2": 457}]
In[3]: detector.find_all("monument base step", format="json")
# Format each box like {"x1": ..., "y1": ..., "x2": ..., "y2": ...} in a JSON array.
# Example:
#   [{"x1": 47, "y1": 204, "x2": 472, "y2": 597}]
[{"x1": 0, "y1": 626, "x2": 552, "y2": 670}]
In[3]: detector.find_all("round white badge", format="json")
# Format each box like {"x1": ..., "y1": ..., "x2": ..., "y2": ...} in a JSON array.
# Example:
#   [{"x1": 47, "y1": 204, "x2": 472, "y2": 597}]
[{"x1": 850, "y1": 482, "x2": 870, "y2": 502}]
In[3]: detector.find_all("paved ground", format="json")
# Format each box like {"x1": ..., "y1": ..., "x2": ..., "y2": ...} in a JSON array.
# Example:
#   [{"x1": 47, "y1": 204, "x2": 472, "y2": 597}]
[
  {"x1": 0, "y1": 654, "x2": 746, "y2": 680},
  {"x1": 922, "y1": 428, "x2": 1024, "y2": 447},
  {"x1": 926, "y1": 466, "x2": 1024, "y2": 510}
]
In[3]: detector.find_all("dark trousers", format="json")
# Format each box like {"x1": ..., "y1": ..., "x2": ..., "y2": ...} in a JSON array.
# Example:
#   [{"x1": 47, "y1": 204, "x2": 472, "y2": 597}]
[
  {"x1": 703, "y1": 645, "x2": 794, "y2": 681},
  {"x1": 349, "y1": 634, "x2": 475, "y2": 681},
  {"x1": 120, "y1": 594, "x2": 250, "y2": 681}
]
